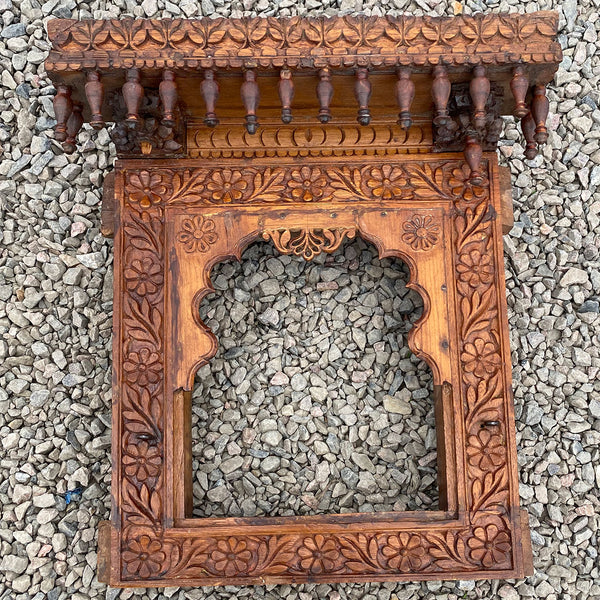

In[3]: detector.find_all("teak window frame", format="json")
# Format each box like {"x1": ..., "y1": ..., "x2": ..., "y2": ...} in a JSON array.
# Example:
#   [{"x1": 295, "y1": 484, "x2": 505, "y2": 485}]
[{"x1": 43, "y1": 12, "x2": 562, "y2": 587}]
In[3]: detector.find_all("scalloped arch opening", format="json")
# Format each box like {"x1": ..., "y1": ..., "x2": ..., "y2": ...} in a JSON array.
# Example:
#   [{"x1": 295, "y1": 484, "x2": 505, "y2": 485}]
[{"x1": 190, "y1": 235, "x2": 438, "y2": 519}]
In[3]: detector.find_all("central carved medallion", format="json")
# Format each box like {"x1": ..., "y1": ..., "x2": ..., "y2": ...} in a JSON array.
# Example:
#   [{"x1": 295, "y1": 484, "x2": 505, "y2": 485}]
[{"x1": 262, "y1": 227, "x2": 357, "y2": 261}]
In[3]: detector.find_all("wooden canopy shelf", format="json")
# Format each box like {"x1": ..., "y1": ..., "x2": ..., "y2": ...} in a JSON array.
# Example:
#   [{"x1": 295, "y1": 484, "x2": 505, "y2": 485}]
[{"x1": 45, "y1": 11, "x2": 560, "y2": 588}]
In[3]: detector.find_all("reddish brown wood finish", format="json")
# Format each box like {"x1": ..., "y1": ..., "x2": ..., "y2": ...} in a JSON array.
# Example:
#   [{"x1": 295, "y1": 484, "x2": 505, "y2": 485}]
[
  {"x1": 62, "y1": 104, "x2": 83, "y2": 154},
  {"x1": 201, "y1": 69, "x2": 220, "y2": 127},
  {"x1": 521, "y1": 112, "x2": 538, "y2": 159},
  {"x1": 241, "y1": 69, "x2": 260, "y2": 134},
  {"x1": 354, "y1": 68, "x2": 372, "y2": 126},
  {"x1": 85, "y1": 71, "x2": 105, "y2": 129},
  {"x1": 159, "y1": 70, "x2": 178, "y2": 127},
  {"x1": 510, "y1": 66, "x2": 529, "y2": 119},
  {"x1": 123, "y1": 68, "x2": 143, "y2": 125},
  {"x1": 52, "y1": 83, "x2": 72, "y2": 141},
  {"x1": 43, "y1": 12, "x2": 563, "y2": 589},
  {"x1": 317, "y1": 68, "x2": 334, "y2": 124},
  {"x1": 395, "y1": 68, "x2": 415, "y2": 129},
  {"x1": 432, "y1": 65, "x2": 451, "y2": 126},
  {"x1": 99, "y1": 152, "x2": 533, "y2": 587},
  {"x1": 531, "y1": 84, "x2": 549, "y2": 144},
  {"x1": 278, "y1": 68, "x2": 294, "y2": 124},
  {"x1": 470, "y1": 66, "x2": 490, "y2": 130}
]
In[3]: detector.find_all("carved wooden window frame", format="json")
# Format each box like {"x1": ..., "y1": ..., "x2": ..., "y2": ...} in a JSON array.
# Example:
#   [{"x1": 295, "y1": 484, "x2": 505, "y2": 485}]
[{"x1": 44, "y1": 12, "x2": 562, "y2": 587}]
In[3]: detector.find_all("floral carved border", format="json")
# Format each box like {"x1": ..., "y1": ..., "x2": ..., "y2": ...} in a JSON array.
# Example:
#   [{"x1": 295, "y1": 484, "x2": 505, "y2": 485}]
[
  {"x1": 46, "y1": 13, "x2": 561, "y2": 71},
  {"x1": 115, "y1": 157, "x2": 519, "y2": 583},
  {"x1": 118, "y1": 201, "x2": 166, "y2": 577},
  {"x1": 123, "y1": 163, "x2": 478, "y2": 207}
]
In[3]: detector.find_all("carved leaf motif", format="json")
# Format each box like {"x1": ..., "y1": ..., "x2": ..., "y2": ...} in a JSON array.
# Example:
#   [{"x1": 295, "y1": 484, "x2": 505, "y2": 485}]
[
  {"x1": 338, "y1": 534, "x2": 381, "y2": 573},
  {"x1": 429, "y1": 531, "x2": 472, "y2": 570},
  {"x1": 471, "y1": 469, "x2": 509, "y2": 513},
  {"x1": 93, "y1": 20, "x2": 129, "y2": 50},
  {"x1": 123, "y1": 297, "x2": 163, "y2": 346},
  {"x1": 263, "y1": 228, "x2": 356, "y2": 261},
  {"x1": 403, "y1": 164, "x2": 450, "y2": 199},
  {"x1": 253, "y1": 168, "x2": 286, "y2": 200},
  {"x1": 254, "y1": 537, "x2": 296, "y2": 574},
  {"x1": 122, "y1": 388, "x2": 161, "y2": 440},
  {"x1": 131, "y1": 21, "x2": 167, "y2": 49},
  {"x1": 120, "y1": 204, "x2": 165, "y2": 535},
  {"x1": 122, "y1": 480, "x2": 162, "y2": 526}
]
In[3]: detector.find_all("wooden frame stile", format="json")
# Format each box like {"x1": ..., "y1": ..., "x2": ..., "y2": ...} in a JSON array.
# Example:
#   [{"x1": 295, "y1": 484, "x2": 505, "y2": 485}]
[{"x1": 44, "y1": 11, "x2": 561, "y2": 587}]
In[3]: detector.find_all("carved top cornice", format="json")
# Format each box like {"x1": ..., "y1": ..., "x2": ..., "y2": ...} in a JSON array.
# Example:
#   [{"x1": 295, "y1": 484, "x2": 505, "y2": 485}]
[
  {"x1": 44, "y1": 12, "x2": 560, "y2": 163},
  {"x1": 46, "y1": 13, "x2": 561, "y2": 71}
]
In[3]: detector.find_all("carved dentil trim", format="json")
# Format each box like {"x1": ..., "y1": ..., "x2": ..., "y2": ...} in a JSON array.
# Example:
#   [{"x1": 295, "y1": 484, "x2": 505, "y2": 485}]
[
  {"x1": 189, "y1": 122, "x2": 432, "y2": 158},
  {"x1": 46, "y1": 13, "x2": 561, "y2": 71}
]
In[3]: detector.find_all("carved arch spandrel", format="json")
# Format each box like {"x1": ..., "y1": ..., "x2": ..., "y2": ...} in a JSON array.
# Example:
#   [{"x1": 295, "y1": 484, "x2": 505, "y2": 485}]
[{"x1": 167, "y1": 206, "x2": 454, "y2": 394}]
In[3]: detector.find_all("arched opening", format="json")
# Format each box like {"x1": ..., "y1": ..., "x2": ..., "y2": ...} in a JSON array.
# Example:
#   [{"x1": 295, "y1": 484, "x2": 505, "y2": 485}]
[{"x1": 191, "y1": 236, "x2": 438, "y2": 518}]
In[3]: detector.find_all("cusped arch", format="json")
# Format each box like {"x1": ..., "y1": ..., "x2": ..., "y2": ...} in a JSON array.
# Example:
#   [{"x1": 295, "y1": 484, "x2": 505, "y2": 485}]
[{"x1": 180, "y1": 223, "x2": 442, "y2": 392}]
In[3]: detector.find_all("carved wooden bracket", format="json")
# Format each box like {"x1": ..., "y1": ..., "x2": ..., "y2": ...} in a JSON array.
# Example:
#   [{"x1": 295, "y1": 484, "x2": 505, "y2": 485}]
[{"x1": 43, "y1": 11, "x2": 561, "y2": 588}]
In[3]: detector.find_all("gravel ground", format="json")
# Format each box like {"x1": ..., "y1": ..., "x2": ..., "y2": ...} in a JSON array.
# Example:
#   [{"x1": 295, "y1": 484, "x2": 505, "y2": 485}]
[{"x1": 0, "y1": 0, "x2": 599, "y2": 599}]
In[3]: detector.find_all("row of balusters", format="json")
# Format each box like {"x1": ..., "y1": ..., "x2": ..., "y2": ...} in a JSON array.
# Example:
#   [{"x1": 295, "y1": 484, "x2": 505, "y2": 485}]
[{"x1": 53, "y1": 64, "x2": 548, "y2": 161}]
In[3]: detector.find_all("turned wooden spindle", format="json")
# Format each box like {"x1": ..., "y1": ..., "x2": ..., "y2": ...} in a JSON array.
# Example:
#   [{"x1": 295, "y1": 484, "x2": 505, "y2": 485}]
[
  {"x1": 85, "y1": 72, "x2": 104, "y2": 130},
  {"x1": 531, "y1": 84, "x2": 549, "y2": 144},
  {"x1": 201, "y1": 69, "x2": 219, "y2": 127},
  {"x1": 241, "y1": 69, "x2": 260, "y2": 134},
  {"x1": 159, "y1": 70, "x2": 177, "y2": 127},
  {"x1": 278, "y1": 68, "x2": 294, "y2": 124},
  {"x1": 521, "y1": 111, "x2": 538, "y2": 159},
  {"x1": 470, "y1": 65, "x2": 490, "y2": 130},
  {"x1": 395, "y1": 68, "x2": 415, "y2": 129},
  {"x1": 317, "y1": 68, "x2": 334, "y2": 124},
  {"x1": 354, "y1": 68, "x2": 372, "y2": 126},
  {"x1": 122, "y1": 68, "x2": 143, "y2": 127},
  {"x1": 53, "y1": 84, "x2": 72, "y2": 142},
  {"x1": 432, "y1": 65, "x2": 451, "y2": 126},
  {"x1": 62, "y1": 104, "x2": 84, "y2": 154},
  {"x1": 510, "y1": 65, "x2": 529, "y2": 119},
  {"x1": 464, "y1": 135, "x2": 483, "y2": 184}
]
